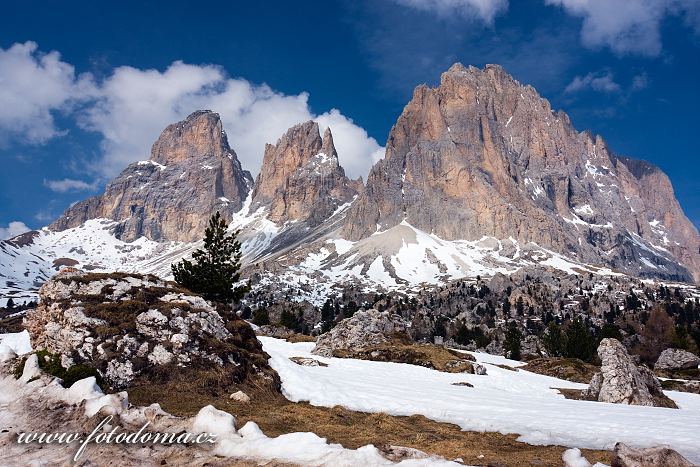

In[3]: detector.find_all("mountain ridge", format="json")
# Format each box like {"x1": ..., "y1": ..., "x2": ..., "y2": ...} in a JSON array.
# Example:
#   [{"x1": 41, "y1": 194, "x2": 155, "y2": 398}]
[{"x1": 2, "y1": 63, "x2": 698, "y2": 301}]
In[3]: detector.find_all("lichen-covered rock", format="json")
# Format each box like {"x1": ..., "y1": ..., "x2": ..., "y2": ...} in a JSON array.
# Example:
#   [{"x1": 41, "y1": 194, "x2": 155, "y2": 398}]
[
  {"x1": 655, "y1": 348, "x2": 700, "y2": 371},
  {"x1": 585, "y1": 338, "x2": 675, "y2": 408},
  {"x1": 612, "y1": 442, "x2": 695, "y2": 467},
  {"x1": 312, "y1": 309, "x2": 408, "y2": 357},
  {"x1": 24, "y1": 270, "x2": 277, "y2": 391}
]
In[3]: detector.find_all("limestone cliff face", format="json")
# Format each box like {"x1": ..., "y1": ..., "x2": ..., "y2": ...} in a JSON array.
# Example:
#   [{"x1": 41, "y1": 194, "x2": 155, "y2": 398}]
[
  {"x1": 50, "y1": 111, "x2": 253, "y2": 242},
  {"x1": 251, "y1": 121, "x2": 361, "y2": 226},
  {"x1": 343, "y1": 64, "x2": 700, "y2": 282}
]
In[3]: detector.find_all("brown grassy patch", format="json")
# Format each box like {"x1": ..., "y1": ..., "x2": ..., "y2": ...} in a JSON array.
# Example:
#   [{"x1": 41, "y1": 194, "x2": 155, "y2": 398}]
[
  {"x1": 490, "y1": 363, "x2": 518, "y2": 372},
  {"x1": 523, "y1": 358, "x2": 599, "y2": 384},
  {"x1": 660, "y1": 379, "x2": 700, "y2": 394},
  {"x1": 286, "y1": 333, "x2": 317, "y2": 343},
  {"x1": 333, "y1": 338, "x2": 477, "y2": 373},
  {"x1": 129, "y1": 384, "x2": 612, "y2": 466}
]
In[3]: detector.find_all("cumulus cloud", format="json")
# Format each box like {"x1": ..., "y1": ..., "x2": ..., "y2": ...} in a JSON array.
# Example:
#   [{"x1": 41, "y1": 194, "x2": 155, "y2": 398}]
[
  {"x1": 43, "y1": 178, "x2": 99, "y2": 193},
  {"x1": 0, "y1": 221, "x2": 30, "y2": 240},
  {"x1": 564, "y1": 70, "x2": 651, "y2": 95},
  {"x1": 545, "y1": 0, "x2": 700, "y2": 56},
  {"x1": 0, "y1": 42, "x2": 95, "y2": 145},
  {"x1": 0, "y1": 42, "x2": 383, "y2": 181},
  {"x1": 393, "y1": 0, "x2": 509, "y2": 23},
  {"x1": 79, "y1": 61, "x2": 383, "y2": 180},
  {"x1": 565, "y1": 71, "x2": 621, "y2": 93}
]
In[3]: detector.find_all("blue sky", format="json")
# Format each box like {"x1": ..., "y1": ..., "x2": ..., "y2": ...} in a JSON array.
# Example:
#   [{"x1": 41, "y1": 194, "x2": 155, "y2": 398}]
[{"x1": 1, "y1": 0, "x2": 699, "y2": 238}]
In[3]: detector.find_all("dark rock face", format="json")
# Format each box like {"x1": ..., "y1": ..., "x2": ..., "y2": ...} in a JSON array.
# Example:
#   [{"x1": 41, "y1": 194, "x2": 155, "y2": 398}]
[
  {"x1": 50, "y1": 111, "x2": 253, "y2": 242},
  {"x1": 342, "y1": 64, "x2": 700, "y2": 282},
  {"x1": 251, "y1": 121, "x2": 361, "y2": 226}
]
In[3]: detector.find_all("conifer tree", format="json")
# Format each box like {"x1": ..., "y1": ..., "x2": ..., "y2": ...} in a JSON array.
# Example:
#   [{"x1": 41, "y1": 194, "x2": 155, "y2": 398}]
[
  {"x1": 171, "y1": 211, "x2": 249, "y2": 305},
  {"x1": 504, "y1": 321, "x2": 522, "y2": 360}
]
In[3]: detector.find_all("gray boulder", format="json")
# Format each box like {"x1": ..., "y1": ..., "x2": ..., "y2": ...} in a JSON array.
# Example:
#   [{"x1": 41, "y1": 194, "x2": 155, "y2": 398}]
[
  {"x1": 585, "y1": 338, "x2": 675, "y2": 408},
  {"x1": 655, "y1": 348, "x2": 700, "y2": 371},
  {"x1": 24, "y1": 270, "x2": 275, "y2": 390},
  {"x1": 612, "y1": 442, "x2": 695, "y2": 467},
  {"x1": 312, "y1": 309, "x2": 408, "y2": 357}
]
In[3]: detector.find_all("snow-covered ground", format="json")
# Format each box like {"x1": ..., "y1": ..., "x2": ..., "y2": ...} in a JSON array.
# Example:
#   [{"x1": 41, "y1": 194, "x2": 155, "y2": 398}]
[
  {"x1": 0, "y1": 331, "x2": 461, "y2": 466},
  {"x1": 260, "y1": 337, "x2": 700, "y2": 463}
]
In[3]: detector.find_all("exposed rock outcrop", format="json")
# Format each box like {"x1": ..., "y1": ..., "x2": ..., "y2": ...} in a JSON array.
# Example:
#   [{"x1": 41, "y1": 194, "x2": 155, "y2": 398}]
[
  {"x1": 50, "y1": 111, "x2": 253, "y2": 242},
  {"x1": 312, "y1": 309, "x2": 408, "y2": 357},
  {"x1": 655, "y1": 348, "x2": 700, "y2": 371},
  {"x1": 23, "y1": 269, "x2": 276, "y2": 391},
  {"x1": 342, "y1": 63, "x2": 700, "y2": 282},
  {"x1": 585, "y1": 338, "x2": 675, "y2": 408},
  {"x1": 251, "y1": 121, "x2": 361, "y2": 226},
  {"x1": 612, "y1": 442, "x2": 695, "y2": 467}
]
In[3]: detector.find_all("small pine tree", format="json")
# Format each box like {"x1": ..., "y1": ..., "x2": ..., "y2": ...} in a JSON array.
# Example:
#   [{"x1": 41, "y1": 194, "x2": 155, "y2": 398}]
[
  {"x1": 543, "y1": 322, "x2": 564, "y2": 357},
  {"x1": 502, "y1": 298, "x2": 512, "y2": 316},
  {"x1": 433, "y1": 318, "x2": 447, "y2": 338},
  {"x1": 564, "y1": 318, "x2": 596, "y2": 361},
  {"x1": 171, "y1": 211, "x2": 249, "y2": 305},
  {"x1": 345, "y1": 301, "x2": 358, "y2": 319},
  {"x1": 504, "y1": 321, "x2": 522, "y2": 360},
  {"x1": 252, "y1": 308, "x2": 270, "y2": 326},
  {"x1": 516, "y1": 296, "x2": 524, "y2": 316},
  {"x1": 6, "y1": 298, "x2": 15, "y2": 309}
]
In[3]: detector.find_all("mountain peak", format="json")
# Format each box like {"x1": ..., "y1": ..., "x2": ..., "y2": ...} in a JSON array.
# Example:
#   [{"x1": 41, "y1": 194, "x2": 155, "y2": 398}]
[
  {"x1": 150, "y1": 110, "x2": 233, "y2": 166},
  {"x1": 50, "y1": 111, "x2": 252, "y2": 242},
  {"x1": 344, "y1": 63, "x2": 700, "y2": 282},
  {"x1": 251, "y1": 121, "x2": 359, "y2": 226}
]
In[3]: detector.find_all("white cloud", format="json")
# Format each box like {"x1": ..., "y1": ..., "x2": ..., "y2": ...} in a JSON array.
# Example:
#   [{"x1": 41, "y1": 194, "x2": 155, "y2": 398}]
[
  {"x1": 43, "y1": 178, "x2": 99, "y2": 193},
  {"x1": 0, "y1": 221, "x2": 30, "y2": 240},
  {"x1": 0, "y1": 42, "x2": 95, "y2": 145},
  {"x1": 0, "y1": 42, "x2": 383, "y2": 181},
  {"x1": 545, "y1": 0, "x2": 700, "y2": 56},
  {"x1": 393, "y1": 0, "x2": 508, "y2": 23},
  {"x1": 565, "y1": 71, "x2": 621, "y2": 93},
  {"x1": 79, "y1": 61, "x2": 384, "y2": 180},
  {"x1": 631, "y1": 72, "x2": 649, "y2": 91}
]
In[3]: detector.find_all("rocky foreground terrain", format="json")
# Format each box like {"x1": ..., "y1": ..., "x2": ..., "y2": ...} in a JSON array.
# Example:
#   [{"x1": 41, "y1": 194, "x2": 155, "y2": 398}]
[{"x1": 2, "y1": 271, "x2": 699, "y2": 466}]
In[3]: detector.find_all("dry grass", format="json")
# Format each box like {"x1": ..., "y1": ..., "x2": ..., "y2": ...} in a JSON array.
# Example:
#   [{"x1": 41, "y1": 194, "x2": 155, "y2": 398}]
[
  {"x1": 333, "y1": 338, "x2": 478, "y2": 373},
  {"x1": 129, "y1": 382, "x2": 612, "y2": 466},
  {"x1": 286, "y1": 333, "x2": 317, "y2": 343},
  {"x1": 523, "y1": 358, "x2": 599, "y2": 384}
]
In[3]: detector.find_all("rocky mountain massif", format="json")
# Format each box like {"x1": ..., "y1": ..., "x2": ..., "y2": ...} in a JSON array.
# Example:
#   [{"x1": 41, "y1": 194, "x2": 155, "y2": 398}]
[
  {"x1": 50, "y1": 111, "x2": 253, "y2": 242},
  {"x1": 1, "y1": 63, "x2": 700, "y2": 307},
  {"x1": 343, "y1": 64, "x2": 700, "y2": 282}
]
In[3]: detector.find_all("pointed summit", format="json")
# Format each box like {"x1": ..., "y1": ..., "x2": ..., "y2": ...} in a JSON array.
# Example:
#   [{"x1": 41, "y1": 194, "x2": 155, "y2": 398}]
[
  {"x1": 343, "y1": 63, "x2": 700, "y2": 282},
  {"x1": 150, "y1": 110, "x2": 233, "y2": 165},
  {"x1": 251, "y1": 121, "x2": 360, "y2": 226},
  {"x1": 50, "y1": 111, "x2": 253, "y2": 242},
  {"x1": 321, "y1": 127, "x2": 338, "y2": 161}
]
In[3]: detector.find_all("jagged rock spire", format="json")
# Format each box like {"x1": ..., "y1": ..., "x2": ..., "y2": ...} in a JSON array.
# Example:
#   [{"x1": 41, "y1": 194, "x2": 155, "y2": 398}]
[{"x1": 251, "y1": 121, "x2": 360, "y2": 226}]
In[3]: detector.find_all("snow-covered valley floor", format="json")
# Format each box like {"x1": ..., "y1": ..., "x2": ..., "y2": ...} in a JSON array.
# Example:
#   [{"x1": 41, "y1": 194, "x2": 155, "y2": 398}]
[{"x1": 260, "y1": 337, "x2": 700, "y2": 464}]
